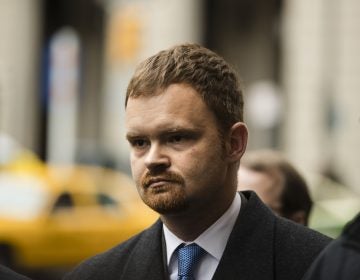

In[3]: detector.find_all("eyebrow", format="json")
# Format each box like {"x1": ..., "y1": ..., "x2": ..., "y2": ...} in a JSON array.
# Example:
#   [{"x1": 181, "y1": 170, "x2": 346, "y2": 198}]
[
  {"x1": 126, "y1": 133, "x2": 143, "y2": 141},
  {"x1": 126, "y1": 126, "x2": 202, "y2": 140}
]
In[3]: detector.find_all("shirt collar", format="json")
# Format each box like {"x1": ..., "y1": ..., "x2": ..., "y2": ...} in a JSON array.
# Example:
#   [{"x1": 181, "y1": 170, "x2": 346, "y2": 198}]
[{"x1": 163, "y1": 192, "x2": 241, "y2": 264}]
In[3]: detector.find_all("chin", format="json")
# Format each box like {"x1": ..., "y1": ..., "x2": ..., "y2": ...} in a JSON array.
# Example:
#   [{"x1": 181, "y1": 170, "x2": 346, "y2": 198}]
[{"x1": 142, "y1": 193, "x2": 188, "y2": 215}]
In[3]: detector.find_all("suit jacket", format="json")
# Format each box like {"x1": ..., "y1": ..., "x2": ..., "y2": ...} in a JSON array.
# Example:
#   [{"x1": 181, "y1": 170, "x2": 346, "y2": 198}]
[
  {"x1": 0, "y1": 265, "x2": 31, "y2": 280},
  {"x1": 63, "y1": 191, "x2": 331, "y2": 280}
]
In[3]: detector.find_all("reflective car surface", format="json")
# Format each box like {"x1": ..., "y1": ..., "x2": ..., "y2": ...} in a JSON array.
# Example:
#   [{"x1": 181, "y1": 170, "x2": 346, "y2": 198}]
[{"x1": 0, "y1": 159, "x2": 157, "y2": 269}]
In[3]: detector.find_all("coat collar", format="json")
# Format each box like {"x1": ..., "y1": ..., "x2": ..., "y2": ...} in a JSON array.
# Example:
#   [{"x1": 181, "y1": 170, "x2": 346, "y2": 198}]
[
  {"x1": 119, "y1": 219, "x2": 168, "y2": 280},
  {"x1": 212, "y1": 191, "x2": 275, "y2": 280},
  {"x1": 121, "y1": 191, "x2": 275, "y2": 280}
]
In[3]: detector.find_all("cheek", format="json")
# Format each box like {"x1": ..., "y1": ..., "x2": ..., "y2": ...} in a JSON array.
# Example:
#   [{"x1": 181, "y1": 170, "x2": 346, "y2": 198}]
[
  {"x1": 180, "y1": 148, "x2": 215, "y2": 178},
  {"x1": 130, "y1": 156, "x2": 143, "y2": 183},
  {"x1": 183, "y1": 148, "x2": 201, "y2": 167},
  {"x1": 171, "y1": 149, "x2": 200, "y2": 180}
]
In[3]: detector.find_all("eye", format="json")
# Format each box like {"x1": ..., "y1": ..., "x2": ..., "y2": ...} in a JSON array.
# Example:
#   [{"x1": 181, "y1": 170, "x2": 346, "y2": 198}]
[
  {"x1": 168, "y1": 134, "x2": 184, "y2": 143},
  {"x1": 130, "y1": 138, "x2": 149, "y2": 149}
]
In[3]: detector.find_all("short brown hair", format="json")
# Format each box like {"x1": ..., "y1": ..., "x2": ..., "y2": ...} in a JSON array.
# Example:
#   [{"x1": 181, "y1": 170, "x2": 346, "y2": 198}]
[
  {"x1": 241, "y1": 150, "x2": 313, "y2": 225},
  {"x1": 125, "y1": 43, "x2": 244, "y2": 133}
]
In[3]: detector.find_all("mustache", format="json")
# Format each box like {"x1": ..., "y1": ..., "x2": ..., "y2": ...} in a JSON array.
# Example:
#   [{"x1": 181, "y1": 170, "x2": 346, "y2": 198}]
[{"x1": 141, "y1": 171, "x2": 185, "y2": 188}]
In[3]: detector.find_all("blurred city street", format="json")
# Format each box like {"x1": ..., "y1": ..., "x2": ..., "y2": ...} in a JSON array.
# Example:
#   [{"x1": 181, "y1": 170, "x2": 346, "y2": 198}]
[{"x1": 1, "y1": 0, "x2": 360, "y2": 279}]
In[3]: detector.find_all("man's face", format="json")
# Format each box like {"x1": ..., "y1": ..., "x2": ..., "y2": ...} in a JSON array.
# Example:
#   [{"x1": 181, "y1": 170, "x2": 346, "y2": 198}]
[
  {"x1": 125, "y1": 83, "x2": 230, "y2": 216},
  {"x1": 237, "y1": 167, "x2": 283, "y2": 215}
]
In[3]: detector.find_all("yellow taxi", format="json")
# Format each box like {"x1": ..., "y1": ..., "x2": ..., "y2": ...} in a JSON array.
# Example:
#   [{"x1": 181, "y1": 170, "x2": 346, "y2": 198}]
[{"x1": 0, "y1": 154, "x2": 158, "y2": 269}]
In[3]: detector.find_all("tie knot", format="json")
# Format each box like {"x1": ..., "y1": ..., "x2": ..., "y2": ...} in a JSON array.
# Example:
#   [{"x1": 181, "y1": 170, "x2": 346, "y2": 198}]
[{"x1": 178, "y1": 243, "x2": 206, "y2": 280}]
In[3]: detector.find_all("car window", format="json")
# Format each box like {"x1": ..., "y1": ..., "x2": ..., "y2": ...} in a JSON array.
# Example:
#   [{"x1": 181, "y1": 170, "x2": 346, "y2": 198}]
[
  {"x1": 0, "y1": 173, "x2": 48, "y2": 220},
  {"x1": 52, "y1": 192, "x2": 74, "y2": 211},
  {"x1": 96, "y1": 193, "x2": 118, "y2": 208}
]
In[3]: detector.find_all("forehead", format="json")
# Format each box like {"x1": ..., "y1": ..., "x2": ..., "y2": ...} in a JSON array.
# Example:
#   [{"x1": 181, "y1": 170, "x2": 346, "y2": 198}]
[{"x1": 125, "y1": 84, "x2": 218, "y2": 133}]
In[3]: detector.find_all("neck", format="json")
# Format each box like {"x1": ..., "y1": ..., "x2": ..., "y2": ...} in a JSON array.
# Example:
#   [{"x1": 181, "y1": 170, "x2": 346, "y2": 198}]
[{"x1": 161, "y1": 191, "x2": 236, "y2": 241}]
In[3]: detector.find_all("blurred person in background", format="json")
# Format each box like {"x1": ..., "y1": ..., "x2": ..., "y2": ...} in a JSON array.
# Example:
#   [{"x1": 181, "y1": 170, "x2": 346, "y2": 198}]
[
  {"x1": 237, "y1": 149, "x2": 313, "y2": 226},
  {"x1": 302, "y1": 212, "x2": 360, "y2": 280},
  {"x1": 64, "y1": 43, "x2": 330, "y2": 280}
]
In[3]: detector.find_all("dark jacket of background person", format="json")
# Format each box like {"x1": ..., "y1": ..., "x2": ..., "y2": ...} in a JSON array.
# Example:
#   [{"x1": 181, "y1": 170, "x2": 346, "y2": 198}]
[
  {"x1": 0, "y1": 265, "x2": 31, "y2": 280},
  {"x1": 302, "y1": 212, "x2": 360, "y2": 280},
  {"x1": 63, "y1": 191, "x2": 331, "y2": 280}
]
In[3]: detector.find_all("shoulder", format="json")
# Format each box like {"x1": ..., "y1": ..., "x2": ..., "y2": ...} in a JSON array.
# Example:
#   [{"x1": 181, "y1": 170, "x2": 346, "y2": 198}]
[
  {"x1": 240, "y1": 191, "x2": 332, "y2": 280},
  {"x1": 241, "y1": 190, "x2": 331, "y2": 250},
  {"x1": 63, "y1": 235, "x2": 142, "y2": 280},
  {"x1": 275, "y1": 215, "x2": 332, "y2": 249},
  {"x1": 64, "y1": 220, "x2": 162, "y2": 280},
  {"x1": 274, "y1": 216, "x2": 332, "y2": 279},
  {"x1": 0, "y1": 265, "x2": 31, "y2": 280}
]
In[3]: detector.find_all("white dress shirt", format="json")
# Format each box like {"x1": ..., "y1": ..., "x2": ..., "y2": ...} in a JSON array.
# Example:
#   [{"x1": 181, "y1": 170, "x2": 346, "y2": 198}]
[{"x1": 163, "y1": 192, "x2": 241, "y2": 280}]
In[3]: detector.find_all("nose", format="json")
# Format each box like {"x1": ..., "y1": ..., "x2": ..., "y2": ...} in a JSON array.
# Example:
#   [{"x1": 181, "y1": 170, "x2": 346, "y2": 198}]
[{"x1": 144, "y1": 143, "x2": 170, "y2": 173}]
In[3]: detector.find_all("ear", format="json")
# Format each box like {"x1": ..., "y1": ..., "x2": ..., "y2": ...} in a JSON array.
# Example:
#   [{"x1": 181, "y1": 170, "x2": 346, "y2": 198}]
[{"x1": 227, "y1": 122, "x2": 248, "y2": 162}]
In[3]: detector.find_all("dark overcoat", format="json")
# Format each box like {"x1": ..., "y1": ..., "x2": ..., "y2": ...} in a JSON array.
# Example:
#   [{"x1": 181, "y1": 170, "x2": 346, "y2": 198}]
[
  {"x1": 302, "y1": 212, "x2": 360, "y2": 280},
  {"x1": 64, "y1": 191, "x2": 331, "y2": 280}
]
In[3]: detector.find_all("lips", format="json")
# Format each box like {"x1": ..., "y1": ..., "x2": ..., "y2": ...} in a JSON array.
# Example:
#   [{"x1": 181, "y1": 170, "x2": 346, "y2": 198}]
[
  {"x1": 141, "y1": 172, "x2": 185, "y2": 190},
  {"x1": 145, "y1": 178, "x2": 174, "y2": 189}
]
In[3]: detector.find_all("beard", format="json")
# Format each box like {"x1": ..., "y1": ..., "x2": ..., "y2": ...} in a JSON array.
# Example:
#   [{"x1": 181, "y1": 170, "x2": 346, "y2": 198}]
[{"x1": 138, "y1": 171, "x2": 188, "y2": 214}]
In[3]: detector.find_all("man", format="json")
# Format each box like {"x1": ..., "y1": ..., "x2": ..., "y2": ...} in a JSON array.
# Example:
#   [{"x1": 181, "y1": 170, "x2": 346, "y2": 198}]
[
  {"x1": 238, "y1": 149, "x2": 313, "y2": 225},
  {"x1": 302, "y1": 212, "x2": 360, "y2": 280},
  {"x1": 64, "y1": 43, "x2": 330, "y2": 280},
  {"x1": 0, "y1": 265, "x2": 31, "y2": 280}
]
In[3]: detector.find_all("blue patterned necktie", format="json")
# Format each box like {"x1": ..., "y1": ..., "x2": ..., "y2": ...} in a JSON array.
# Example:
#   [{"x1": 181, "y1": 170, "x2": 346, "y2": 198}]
[{"x1": 177, "y1": 243, "x2": 206, "y2": 280}]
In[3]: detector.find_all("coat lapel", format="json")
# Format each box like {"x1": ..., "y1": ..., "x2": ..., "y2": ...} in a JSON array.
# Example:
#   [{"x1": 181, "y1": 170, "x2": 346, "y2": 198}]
[
  {"x1": 120, "y1": 219, "x2": 168, "y2": 280},
  {"x1": 120, "y1": 191, "x2": 276, "y2": 280},
  {"x1": 212, "y1": 191, "x2": 276, "y2": 280}
]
